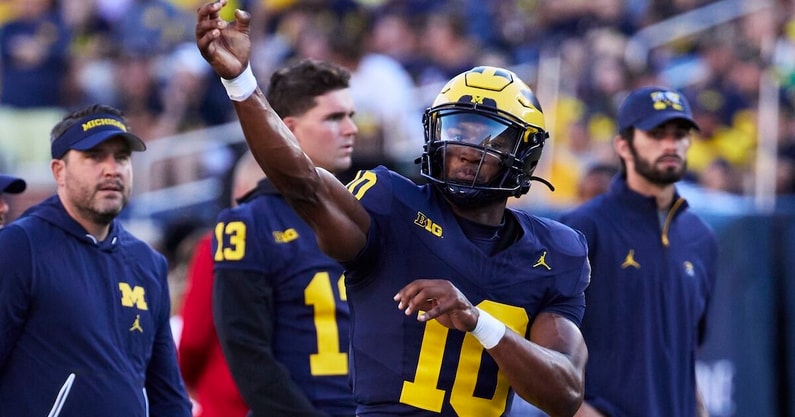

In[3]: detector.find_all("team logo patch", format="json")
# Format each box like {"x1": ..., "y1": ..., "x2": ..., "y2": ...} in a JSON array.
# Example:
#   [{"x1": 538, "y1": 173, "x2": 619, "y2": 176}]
[
  {"x1": 119, "y1": 282, "x2": 148, "y2": 310},
  {"x1": 650, "y1": 91, "x2": 685, "y2": 112},
  {"x1": 273, "y1": 228, "x2": 299, "y2": 243},
  {"x1": 414, "y1": 212, "x2": 443, "y2": 237}
]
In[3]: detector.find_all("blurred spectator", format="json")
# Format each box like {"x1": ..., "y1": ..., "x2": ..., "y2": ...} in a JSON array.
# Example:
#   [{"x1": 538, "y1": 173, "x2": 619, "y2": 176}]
[
  {"x1": 0, "y1": 0, "x2": 70, "y2": 173},
  {"x1": 114, "y1": 0, "x2": 193, "y2": 55},
  {"x1": 537, "y1": 0, "x2": 628, "y2": 40},
  {"x1": 149, "y1": 44, "x2": 238, "y2": 190},
  {"x1": 777, "y1": 154, "x2": 795, "y2": 195},
  {"x1": 0, "y1": 0, "x2": 70, "y2": 108},
  {"x1": 60, "y1": 0, "x2": 116, "y2": 107},
  {"x1": 112, "y1": 51, "x2": 164, "y2": 141},
  {"x1": 250, "y1": 2, "x2": 323, "y2": 82},
  {"x1": 326, "y1": 6, "x2": 423, "y2": 182},
  {"x1": 156, "y1": 43, "x2": 235, "y2": 136},
  {"x1": 699, "y1": 157, "x2": 744, "y2": 194},
  {"x1": 578, "y1": 163, "x2": 620, "y2": 203},
  {"x1": 0, "y1": 173, "x2": 26, "y2": 228},
  {"x1": 686, "y1": 90, "x2": 756, "y2": 181},
  {"x1": 414, "y1": 6, "x2": 477, "y2": 98},
  {"x1": 3, "y1": 0, "x2": 793, "y2": 221},
  {"x1": 369, "y1": 4, "x2": 423, "y2": 79}
]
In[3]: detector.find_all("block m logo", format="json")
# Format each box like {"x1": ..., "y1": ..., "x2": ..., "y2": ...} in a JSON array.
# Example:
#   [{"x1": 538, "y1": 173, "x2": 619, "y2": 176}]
[{"x1": 119, "y1": 283, "x2": 149, "y2": 310}]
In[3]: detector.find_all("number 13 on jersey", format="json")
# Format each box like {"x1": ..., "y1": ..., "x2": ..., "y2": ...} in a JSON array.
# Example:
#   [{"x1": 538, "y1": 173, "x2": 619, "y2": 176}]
[{"x1": 214, "y1": 221, "x2": 349, "y2": 377}]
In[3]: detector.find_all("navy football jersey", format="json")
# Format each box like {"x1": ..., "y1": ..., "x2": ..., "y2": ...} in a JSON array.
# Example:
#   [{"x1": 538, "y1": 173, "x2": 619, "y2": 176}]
[
  {"x1": 213, "y1": 181, "x2": 354, "y2": 416},
  {"x1": 343, "y1": 166, "x2": 590, "y2": 417}
]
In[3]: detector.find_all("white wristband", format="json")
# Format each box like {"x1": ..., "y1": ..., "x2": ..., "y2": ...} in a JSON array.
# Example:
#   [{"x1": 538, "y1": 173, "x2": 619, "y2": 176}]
[
  {"x1": 471, "y1": 307, "x2": 506, "y2": 349},
  {"x1": 220, "y1": 63, "x2": 257, "y2": 101}
]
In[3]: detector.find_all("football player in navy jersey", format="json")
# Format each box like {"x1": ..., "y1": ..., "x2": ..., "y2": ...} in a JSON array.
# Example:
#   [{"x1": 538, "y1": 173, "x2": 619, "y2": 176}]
[
  {"x1": 211, "y1": 59, "x2": 358, "y2": 417},
  {"x1": 196, "y1": 2, "x2": 590, "y2": 416}
]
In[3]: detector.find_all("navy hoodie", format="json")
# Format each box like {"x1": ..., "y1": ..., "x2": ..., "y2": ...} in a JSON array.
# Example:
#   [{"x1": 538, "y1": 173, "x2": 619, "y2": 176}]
[{"x1": 0, "y1": 195, "x2": 191, "y2": 417}]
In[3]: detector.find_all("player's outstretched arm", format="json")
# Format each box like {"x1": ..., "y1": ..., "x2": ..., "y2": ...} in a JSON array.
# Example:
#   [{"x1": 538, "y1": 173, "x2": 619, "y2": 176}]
[{"x1": 194, "y1": 1, "x2": 369, "y2": 261}]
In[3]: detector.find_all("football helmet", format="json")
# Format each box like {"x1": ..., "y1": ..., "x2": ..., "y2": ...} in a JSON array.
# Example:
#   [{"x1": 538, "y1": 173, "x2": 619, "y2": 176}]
[{"x1": 420, "y1": 66, "x2": 552, "y2": 208}]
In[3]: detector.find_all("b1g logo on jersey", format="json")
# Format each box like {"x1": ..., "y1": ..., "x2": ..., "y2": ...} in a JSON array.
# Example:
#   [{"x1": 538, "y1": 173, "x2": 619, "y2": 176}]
[
  {"x1": 414, "y1": 212, "x2": 443, "y2": 237},
  {"x1": 273, "y1": 228, "x2": 299, "y2": 243},
  {"x1": 118, "y1": 282, "x2": 148, "y2": 310}
]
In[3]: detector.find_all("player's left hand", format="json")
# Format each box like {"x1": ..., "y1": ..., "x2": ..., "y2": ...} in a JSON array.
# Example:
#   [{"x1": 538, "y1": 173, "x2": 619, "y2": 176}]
[{"x1": 394, "y1": 279, "x2": 479, "y2": 332}]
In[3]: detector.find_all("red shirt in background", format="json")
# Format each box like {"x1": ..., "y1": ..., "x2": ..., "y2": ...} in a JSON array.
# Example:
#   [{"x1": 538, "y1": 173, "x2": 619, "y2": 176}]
[{"x1": 178, "y1": 233, "x2": 249, "y2": 417}]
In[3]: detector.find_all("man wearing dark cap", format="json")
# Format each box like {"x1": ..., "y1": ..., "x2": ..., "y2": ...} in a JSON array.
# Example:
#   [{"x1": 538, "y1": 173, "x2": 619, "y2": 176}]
[
  {"x1": 0, "y1": 104, "x2": 192, "y2": 416},
  {"x1": 561, "y1": 87, "x2": 716, "y2": 417},
  {"x1": 0, "y1": 173, "x2": 25, "y2": 228}
]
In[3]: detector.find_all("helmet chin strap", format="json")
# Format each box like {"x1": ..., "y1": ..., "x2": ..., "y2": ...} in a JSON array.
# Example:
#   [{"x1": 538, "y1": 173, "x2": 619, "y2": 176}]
[
  {"x1": 530, "y1": 176, "x2": 555, "y2": 192},
  {"x1": 511, "y1": 176, "x2": 554, "y2": 198}
]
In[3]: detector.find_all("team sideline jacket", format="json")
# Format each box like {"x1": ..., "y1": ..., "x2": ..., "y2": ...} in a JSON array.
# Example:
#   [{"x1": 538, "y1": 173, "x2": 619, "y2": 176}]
[
  {"x1": 560, "y1": 175, "x2": 718, "y2": 417},
  {"x1": 0, "y1": 195, "x2": 191, "y2": 417}
]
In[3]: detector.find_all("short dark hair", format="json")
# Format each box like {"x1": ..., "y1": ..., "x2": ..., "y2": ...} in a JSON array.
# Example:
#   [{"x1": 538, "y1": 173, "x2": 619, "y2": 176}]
[
  {"x1": 266, "y1": 59, "x2": 351, "y2": 118},
  {"x1": 50, "y1": 104, "x2": 128, "y2": 143}
]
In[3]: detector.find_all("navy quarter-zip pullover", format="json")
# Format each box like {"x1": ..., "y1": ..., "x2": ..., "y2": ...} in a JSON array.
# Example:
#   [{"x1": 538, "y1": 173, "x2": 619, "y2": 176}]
[{"x1": 560, "y1": 175, "x2": 717, "y2": 417}]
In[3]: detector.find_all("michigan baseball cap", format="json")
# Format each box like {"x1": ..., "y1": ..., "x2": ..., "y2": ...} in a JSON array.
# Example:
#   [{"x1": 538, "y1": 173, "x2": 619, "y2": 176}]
[
  {"x1": 617, "y1": 86, "x2": 700, "y2": 132},
  {"x1": 51, "y1": 113, "x2": 146, "y2": 159},
  {"x1": 0, "y1": 174, "x2": 26, "y2": 194}
]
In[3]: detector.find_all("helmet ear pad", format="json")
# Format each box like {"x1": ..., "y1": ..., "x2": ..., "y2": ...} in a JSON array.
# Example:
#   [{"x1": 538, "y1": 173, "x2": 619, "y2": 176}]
[{"x1": 511, "y1": 130, "x2": 548, "y2": 194}]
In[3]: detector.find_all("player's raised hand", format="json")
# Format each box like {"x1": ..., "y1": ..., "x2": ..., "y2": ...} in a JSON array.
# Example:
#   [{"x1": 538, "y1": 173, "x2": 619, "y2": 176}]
[
  {"x1": 394, "y1": 279, "x2": 479, "y2": 332},
  {"x1": 195, "y1": 0, "x2": 251, "y2": 79}
]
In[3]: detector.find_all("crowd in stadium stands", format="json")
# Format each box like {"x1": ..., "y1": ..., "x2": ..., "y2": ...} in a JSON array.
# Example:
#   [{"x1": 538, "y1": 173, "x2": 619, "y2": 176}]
[
  {"x1": 0, "y1": 0, "x2": 794, "y2": 270},
  {"x1": 1, "y1": 0, "x2": 794, "y2": 199}
]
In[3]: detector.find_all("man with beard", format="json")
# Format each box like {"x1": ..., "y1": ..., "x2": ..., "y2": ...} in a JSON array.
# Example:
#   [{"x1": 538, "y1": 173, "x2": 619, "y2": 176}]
[
  {"x1": 0, "y1": 104, "x2": 192, "y2": 417},
  {"x1": 560, "y1": 86, "x2": 716, "y2": 417}
]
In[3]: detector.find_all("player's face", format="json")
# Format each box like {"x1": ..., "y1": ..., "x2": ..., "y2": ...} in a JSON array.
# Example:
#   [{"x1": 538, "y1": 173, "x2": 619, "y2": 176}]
[
  {"x1": 54, "y1": 137, "x2": 133, "y2": 225},
  {"x1": 627, "y1": 121, "x2": 692, "y2": 185},
  {"x1": 290, "y1": 89, "x2": 357, "y2": 174},
  {"x1": 438, "y1": 113, "x2": 517, "y2": 186}
]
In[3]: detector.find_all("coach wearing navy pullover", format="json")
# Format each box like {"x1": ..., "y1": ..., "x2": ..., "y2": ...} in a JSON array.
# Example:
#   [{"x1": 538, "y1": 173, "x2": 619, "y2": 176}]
[
  {"x1": 0, "y1": 104, "x2": 191, "y2": 417},
  {"x1": 561, "y1": 87, "x2": 715, "y2": 417}
]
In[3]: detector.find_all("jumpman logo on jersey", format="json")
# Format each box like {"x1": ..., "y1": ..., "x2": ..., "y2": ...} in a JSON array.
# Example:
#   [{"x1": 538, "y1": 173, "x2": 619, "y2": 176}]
[
  {"x1": 533, "y1": 251, "x2": 551, "y2": 270},
  {"x1": 621, "y1": 250, "x2": 641, "y2": 269},
  {"x1": 129, "y1": 314, "x2": 143, "y2": 333}
]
